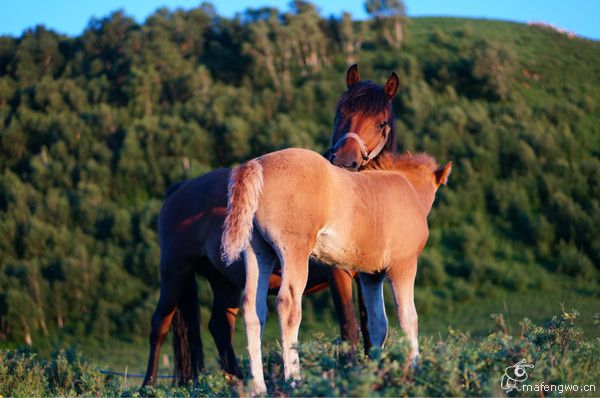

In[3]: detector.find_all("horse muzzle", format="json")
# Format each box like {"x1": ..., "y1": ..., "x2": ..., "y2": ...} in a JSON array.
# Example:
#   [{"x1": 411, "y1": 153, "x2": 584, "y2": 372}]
[
  {"x1": 327, "y1": 126, "x2": 390, "y2": 171},
  {"x1": 329, "y1": 152, "x2": 361, "y2": 171}
]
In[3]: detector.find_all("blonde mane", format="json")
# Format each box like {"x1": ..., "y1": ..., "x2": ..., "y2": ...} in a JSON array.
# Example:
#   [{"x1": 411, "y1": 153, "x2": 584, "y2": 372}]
[{"x1": 363, "y1": 152, "x2": 439, "y2": 176}]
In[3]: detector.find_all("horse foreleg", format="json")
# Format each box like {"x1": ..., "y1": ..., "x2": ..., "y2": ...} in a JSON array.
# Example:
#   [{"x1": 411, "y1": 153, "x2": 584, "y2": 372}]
[
  {"x1": 358, "y1": 272, "x2": 388, "y2": 348},
  {"x1": 277, "y1": 252, "x2": 309, "y2": 383},
  {"x1": 387, "y1": 257, "x2": 419, "y2": 361},
  {"x1": 328, "y1": 269, "x2": 360, "y2": 350}
]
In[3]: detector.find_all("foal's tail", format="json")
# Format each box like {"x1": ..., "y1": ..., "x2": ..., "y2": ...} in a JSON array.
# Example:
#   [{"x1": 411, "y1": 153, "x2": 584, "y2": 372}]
[{"x1": 221, "y1": 159, "x2": 264, "y2": 264}]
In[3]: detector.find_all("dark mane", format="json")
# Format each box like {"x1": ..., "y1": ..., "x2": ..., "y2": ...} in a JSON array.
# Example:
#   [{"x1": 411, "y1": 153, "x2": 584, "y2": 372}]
[
  {"x1": 336, "y1": 81, "x2": 390, "y2": 115},
  {"x1": 363, "y1": 152, "x2": 439, "y2": 175}
]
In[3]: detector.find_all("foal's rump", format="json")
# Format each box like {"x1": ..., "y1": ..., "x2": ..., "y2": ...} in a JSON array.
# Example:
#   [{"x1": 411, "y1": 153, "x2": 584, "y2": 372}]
[
  {"x1": 255, "y1": 149, "x2": 335, "y2": 246},
  {"x1": 222, "y1": 148, "x2": 334, "y2": 263}
]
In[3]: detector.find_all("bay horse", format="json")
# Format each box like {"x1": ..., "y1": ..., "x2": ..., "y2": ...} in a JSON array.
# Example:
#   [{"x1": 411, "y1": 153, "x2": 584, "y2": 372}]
[
  {"x1": 142, "y1": 65, "x2": 400, "y2": 386},
  {"x1": 222, "y1": 148, "x2": 451, "y2": 393}
]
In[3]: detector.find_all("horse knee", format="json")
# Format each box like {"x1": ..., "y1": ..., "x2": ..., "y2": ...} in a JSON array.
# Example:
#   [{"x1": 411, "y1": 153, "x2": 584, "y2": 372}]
[
  {"x1": 241, "y1": 293, "x2": 253, "y2": 314},
  {"x1": 244, "y1": 313, "x2": 261, "y2": 336},
  {"x1": 276, "y1": 292, "x2": 291, "y2": 314},
  {"x1": 277, "y1": 292, "x2": 300, "y2": 328}
]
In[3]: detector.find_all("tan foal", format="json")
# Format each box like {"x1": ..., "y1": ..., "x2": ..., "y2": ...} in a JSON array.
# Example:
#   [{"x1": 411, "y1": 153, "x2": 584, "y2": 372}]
[{"x1": 222, "y1": 148, "x2": 451, "y2": 394}]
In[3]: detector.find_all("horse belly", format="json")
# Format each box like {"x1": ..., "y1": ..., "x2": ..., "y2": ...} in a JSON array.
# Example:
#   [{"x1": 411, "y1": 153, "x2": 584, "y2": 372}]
[{"x1": 311, "y1": 227, "x2": 385, "y2": 272}]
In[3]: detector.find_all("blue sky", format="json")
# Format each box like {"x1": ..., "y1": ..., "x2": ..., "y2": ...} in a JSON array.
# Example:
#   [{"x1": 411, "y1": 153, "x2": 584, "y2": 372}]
[{"x1": 1, "y1": 0, "x2": 599, "y2": 40}]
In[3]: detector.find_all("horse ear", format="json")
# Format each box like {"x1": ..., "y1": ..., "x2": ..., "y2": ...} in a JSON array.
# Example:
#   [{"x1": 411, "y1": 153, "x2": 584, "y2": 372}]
[
  {"x1": 346, "y1": 64, "x2": 360, "y2": 88},
  {"x1": 384, "y1": 72, "x2": 399, "y2": 100},
  {"x1": 435, "y1": 161, "x2": 452, "y2": 186}
]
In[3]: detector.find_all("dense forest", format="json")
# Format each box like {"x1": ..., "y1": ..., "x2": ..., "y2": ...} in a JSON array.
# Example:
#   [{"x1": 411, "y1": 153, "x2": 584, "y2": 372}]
[{"x1": 0, "y1": 0, "x2": 599, "y2": 348}]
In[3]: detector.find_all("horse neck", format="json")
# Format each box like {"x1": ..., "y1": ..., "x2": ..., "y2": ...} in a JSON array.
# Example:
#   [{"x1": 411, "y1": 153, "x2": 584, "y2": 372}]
[{"x1": 398, "y1": 171, "x2": 436, "y2": 215}]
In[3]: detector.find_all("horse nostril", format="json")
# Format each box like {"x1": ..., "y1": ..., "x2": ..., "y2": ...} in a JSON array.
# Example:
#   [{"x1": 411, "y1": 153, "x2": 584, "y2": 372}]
[{"x1": 351, "y1": 161, "x2": 358, "y2": 169}]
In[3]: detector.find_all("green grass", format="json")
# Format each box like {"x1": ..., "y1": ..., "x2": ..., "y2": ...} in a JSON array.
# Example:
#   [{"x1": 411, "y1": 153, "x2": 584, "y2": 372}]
[
  {"x1": 6, "y1": 279, "x2": 597, "y2": 381},
  {"x1": 2, "y1": 310, "x2": 598, "y2": 397}
]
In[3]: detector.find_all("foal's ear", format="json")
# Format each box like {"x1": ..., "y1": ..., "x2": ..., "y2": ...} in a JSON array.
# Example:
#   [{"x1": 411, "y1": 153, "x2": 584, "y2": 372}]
[
  {"x1": 346, "y1": 64, "x2": 360, "y2": 88},
  {"x1": 384, "y1": 72, "x2": 399, "y2": 100},
  {"x1": 435, "y1": 161, "x2": 452, "y2": 186}
]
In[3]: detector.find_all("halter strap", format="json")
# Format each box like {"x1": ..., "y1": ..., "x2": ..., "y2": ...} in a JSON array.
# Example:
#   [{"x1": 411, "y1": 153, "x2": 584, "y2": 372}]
[{"x1": 330, "y1": 125, "x2": 391, "y2": 166}]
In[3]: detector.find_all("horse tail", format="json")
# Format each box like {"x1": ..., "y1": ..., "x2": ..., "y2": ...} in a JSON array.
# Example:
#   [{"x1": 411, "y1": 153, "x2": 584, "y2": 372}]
[
  {"x1": 172, "y1": 276, "x2": 204, "y2": 385},
  {"x1": 222, "y1": 159, "x2": 264, "y2": 264}
]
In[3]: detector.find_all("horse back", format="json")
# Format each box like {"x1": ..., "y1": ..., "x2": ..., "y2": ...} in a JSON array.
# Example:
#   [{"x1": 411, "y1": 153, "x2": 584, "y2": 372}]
[{"x1": 158, "y1": 168, "x2": 230, "y2": 265}]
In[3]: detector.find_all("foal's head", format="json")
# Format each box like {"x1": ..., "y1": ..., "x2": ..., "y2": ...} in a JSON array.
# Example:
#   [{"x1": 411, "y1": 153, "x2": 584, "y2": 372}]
[
  {"x1": 367, "y1": 152, "x2": 452, "y2": 215},
  {"x1": 328, "y1": 64, "x2": 399, "y2": 171},
  {"x1": 368, "y1": 152, "x2": 453, "y2": 191}
]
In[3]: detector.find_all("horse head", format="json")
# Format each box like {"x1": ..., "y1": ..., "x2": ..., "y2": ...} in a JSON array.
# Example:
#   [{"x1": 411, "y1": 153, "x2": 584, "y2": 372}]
[{"x1": 328, "y1": 64, "x2": 399, "y2": 171}]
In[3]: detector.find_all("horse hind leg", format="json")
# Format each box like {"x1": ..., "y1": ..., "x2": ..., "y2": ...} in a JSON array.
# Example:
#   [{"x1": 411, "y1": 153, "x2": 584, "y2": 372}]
[
  {"x1": 277, "y1": 250, "x2": 310, "y2": 383},
  {"x1": 206, "y1": 265, "x2": 243, "y2": 377},
  {"x1": 143, "y1": 271, "x2": 184, "y2": 387},
  {"x1": 172, "y1": 275, "x2": 204, "y2": 385},
  {"x1": 242, "y1": 235, "x2": 275, "y2": 394}
]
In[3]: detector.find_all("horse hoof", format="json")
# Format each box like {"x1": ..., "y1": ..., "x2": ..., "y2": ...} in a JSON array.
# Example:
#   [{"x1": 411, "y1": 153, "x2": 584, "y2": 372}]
[
  {"x1": 251, "y1": 382, "x2": 267, "y2": 396},
  {"x1": 410, "y1": 353, "x2": 420, "y2": 368},
  {"x1": 289, "y1": 377, "x2": 303, "y2": 389}
]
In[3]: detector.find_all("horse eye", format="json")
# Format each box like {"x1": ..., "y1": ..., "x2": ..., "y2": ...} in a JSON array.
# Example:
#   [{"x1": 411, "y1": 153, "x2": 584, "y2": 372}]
[{"x1": 378, "y1": 121, "x2": 388, "y2": 129}]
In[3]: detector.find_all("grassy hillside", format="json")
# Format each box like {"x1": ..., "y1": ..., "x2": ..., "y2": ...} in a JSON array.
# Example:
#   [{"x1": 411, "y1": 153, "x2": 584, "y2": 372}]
[{"x1": 0, "y1": 2, "x2": 599, "y2": 389}]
